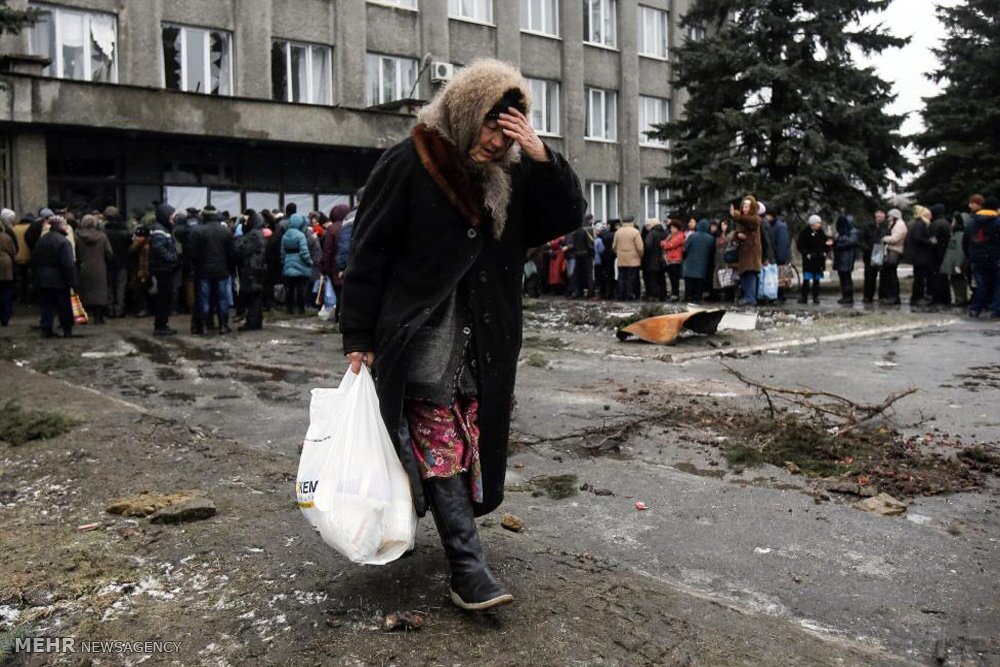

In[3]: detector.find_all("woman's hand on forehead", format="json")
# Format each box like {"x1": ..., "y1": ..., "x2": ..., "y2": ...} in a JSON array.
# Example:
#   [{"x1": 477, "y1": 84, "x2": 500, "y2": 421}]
[{"x1": 498, "y1": 107, "x2": 548, "y2": 163}]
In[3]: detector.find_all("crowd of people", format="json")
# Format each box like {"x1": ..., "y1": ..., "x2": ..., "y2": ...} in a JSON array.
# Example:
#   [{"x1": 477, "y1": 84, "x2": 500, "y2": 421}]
[
  {"x1": 526, "y1": 193, "x2": 999, "y2": 318},
  {"x1": 1, "y1": 191, "x2": 997, "y2": 339},
  {"x1": 0, "y1": 197, "x2": 359, "y2": 338}
]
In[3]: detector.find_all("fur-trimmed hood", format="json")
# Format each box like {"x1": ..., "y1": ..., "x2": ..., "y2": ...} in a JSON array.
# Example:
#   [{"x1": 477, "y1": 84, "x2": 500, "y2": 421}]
[
  {"x1": 416, "y1": 59, "x2": 532, "y2": 239},
  {"x1": 417, "y1": 59, "x2": 531, "y2": 157}
]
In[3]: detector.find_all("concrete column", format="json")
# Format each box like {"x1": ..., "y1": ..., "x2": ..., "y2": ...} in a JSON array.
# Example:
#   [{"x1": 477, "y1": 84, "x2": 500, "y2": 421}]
[
  {"x1": 337, "y1": 0, "x2": 368, "y2": 107},
  {"x1": 619, "y1": 0, "x2": 641, "y2": 219},
  {"x1": 119, "y1": 0, "x2": 163, "y2": 87},
  {"x1": 495, "y1": 1, "x2": 521, "y2": 66},
  {"x1": 419, "y1": 0, "x2": 449, "y2": 100},
  {"x1": 12, "y1": 132, "x2": 47, "y2": 214},
  {"x1": 235, "y1": 0, "x2": 272, "y2": 98},
  {"x1": 561, "y1": 0, "x2": 585, "y2": 166}
]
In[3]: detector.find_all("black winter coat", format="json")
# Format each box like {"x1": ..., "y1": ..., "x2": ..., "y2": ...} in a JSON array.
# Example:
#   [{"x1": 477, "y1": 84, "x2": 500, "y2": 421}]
[
  {"x1": 929, "y1": 216, "x2": 951, "y2": 266},
  {"x1": 31, "y1": 231, "x2": 76, "y2": 290},
  {"x1": 341, "y1": 137, "x2": 585, "y2": 517},
  {"x1": 906, "y1": 220, "x2": 936, "y2": 268},
  {"x1": 189, "y1": 220, "x2": 235, "y2": 280},
  {"x1": 148, "y1": 222, "x2": 178, "y2": 274},
  {"x1": 236, "y1": 220, "x2": 267, "y2": 293},
  {"x1": 642, "y1": 226, "x2": 668, "y2": 270},
  {"x1": 797, "y1": 227, "x2": 829, "y2": 274},
  {"x1": 104, "y1": 218, "x2": 133, "y2": 270}
]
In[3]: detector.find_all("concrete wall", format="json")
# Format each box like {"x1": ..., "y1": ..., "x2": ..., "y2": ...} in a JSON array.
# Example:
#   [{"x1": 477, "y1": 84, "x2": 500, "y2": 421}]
[
  {"x1": 1, "y1": 0, "x2": 695, "y2": 218},
  {"x1": 0, "y1": 75, "x2": 413, "y2": 149}
]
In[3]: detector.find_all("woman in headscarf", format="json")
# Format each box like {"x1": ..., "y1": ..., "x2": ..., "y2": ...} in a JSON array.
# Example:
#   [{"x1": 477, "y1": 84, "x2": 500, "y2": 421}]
[{"x1": 341, "y1": 59, "x2": 586, "y2": 611}]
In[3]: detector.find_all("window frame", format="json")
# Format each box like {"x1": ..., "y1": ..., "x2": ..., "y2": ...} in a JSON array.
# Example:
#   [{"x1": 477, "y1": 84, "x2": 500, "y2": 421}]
[
  {"x1": 161, "y1": 23, "x2": 234, "y2": 96},
  {"x1": 367, "y1": 0, "x2": 418, "y2": 9},
  {"x1": 272, "y1": 39, "x2": 333, "y2": 106},
  {"x1": 637, "y1": 5, "x2": 669, "y2": 59},
  {"x1": 587, "y1": 181, "x2": 619, "y2": 223},
  {"x1": 448, "y1": 0, "x2": 494, "y2": 25},
  {"x1": 520, "y1": 0, "x2": 559, "y2": 37},
  {"x1": 526, "y1": 77, "x2": 561, "y2": 137},
  {"x1": 28, "y1": 3, "x2": 119, "y2": 83},
  {"x1": 641, "y1": 184, "x2": 668, "y2": 221},
  {"x1": 365, "y1": 52, "x2": 420, "y2": 106},
  {"x1": 638, "y1": 95, "x2": 670, "y2": 147},
  {"x1": 585, "y1": 87, "x2": 618, "y2": 142},
  {"x1": 582, "y1": 0, "x2": 617, "y2": 49}
]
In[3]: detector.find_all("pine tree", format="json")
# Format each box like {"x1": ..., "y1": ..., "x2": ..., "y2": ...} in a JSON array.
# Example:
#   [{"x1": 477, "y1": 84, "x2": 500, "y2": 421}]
[
  {"x1": 652, "y1": 0, "x2": 910, "y2": 220},
  {"x1": 0, "y1": 0, "x2": 40, "y2": 36},
  {"x1": 911, "y1": 0, "x2": 1000, "y2": 210}
]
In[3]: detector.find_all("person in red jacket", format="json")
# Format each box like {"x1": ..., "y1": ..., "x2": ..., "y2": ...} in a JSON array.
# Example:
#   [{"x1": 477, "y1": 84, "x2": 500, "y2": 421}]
[{"x1": 660, "y1": 220, "x2": 685, "y2": 301}]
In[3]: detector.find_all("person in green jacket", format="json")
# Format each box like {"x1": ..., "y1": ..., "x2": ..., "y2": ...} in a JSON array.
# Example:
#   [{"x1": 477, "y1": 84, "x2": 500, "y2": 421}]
[{"x1": 940, "y1": 213, "x2": 968, "y2": 307}]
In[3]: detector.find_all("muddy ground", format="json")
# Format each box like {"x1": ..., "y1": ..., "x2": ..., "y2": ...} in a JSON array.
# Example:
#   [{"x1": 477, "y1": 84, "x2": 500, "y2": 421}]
[{"x1": 0, "y1": 297, "x2": 998, "y2": 666}]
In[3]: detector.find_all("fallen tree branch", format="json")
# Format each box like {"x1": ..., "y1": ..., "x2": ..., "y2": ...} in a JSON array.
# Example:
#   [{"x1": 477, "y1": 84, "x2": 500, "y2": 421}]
[{"x1": 720, "y1": 362, "x2": 918, "y2": 434}]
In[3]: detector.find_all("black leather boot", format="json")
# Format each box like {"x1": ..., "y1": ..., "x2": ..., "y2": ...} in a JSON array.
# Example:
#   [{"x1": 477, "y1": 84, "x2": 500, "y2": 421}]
[
  {"x1": 812, "y1": 279, "x2": 821, "y2": 304},
  {"x1": 425, "y1": 474, "x2": 513, "y2": 611},
  {"x1": 219, "y1": 314, "x2": 231, "y2": 335},
  {"x1": 798, "y1": 282, "x2": 809, "y2": 304}
]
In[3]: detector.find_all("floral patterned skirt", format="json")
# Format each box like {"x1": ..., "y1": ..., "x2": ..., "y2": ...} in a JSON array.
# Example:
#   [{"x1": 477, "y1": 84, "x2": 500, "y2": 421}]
[{"x1": 405, "y1": 398, "x2": 483, "y2": 503}]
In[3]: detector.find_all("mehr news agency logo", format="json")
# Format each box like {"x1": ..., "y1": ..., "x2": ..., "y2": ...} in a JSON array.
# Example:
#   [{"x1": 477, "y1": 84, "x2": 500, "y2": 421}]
[{"x1": 7, "y1": 637, "x2": 182, "y2": 655}]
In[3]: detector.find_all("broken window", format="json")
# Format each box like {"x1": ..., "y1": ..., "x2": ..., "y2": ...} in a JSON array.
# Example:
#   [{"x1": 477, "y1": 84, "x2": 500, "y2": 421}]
[
  {"x1": 27, "y1": 3, "x2": 118, "y2": 82},
  {"x1": 272, "y1": 40, "x2": 332, "y2": 105},
  {"x1": 161, "y1": 24, "x2": 232, "y2": 95}
]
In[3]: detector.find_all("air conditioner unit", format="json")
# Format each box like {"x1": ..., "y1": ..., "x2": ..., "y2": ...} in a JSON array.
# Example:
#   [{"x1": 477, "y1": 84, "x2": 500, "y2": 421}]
[{"x1": 430, "y1": 61, "x2": 455, "y2": 84}]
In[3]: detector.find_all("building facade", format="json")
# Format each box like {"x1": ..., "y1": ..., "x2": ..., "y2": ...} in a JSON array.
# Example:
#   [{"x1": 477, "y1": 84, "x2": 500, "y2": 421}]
[{"x1": 0, "y1": 0, "x2": 697, "y2": 222}]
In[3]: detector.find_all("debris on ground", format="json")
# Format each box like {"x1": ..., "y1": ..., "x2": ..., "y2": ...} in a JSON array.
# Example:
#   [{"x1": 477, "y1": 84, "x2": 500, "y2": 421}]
[
  {"x1": 854, "y1": 493, "x2": 907, "y2": 516},
  {"x1": 76, "y1": 523, "x2": 101, "y2": 532},
  {"x1": 382, "y1": 610, "x2": 425, "y2": 632},
  {"x1": 616, "y1": 309, "x2": 726, "y2": 345},
  {"x1": 0, "y1": 400, "x2": 73, "y2": 446},
  {"x1": 580, "y1": 483, "x2": 614, "y2": 496},
  {"x1": 501, "y1": 513, "x2": 525, "y2": 532},
  {"x1": 149, "y1": 497, "x2": 217, "y2": 524},
  {"x1": 823, "y1": 479, "x2": 879, "y2": 497},
  {"x1": 618, "y1": 385, "x2": 996, "y2": 500},
  {"x1": 528, "y1": 474, "x2": 578, "y2": 499},
  {"x1": 635, "y1": 501, "x2": 649, "y2": 511},
  {"x1": 105, "y1": 490, "x2": 210, "y2": 518}
]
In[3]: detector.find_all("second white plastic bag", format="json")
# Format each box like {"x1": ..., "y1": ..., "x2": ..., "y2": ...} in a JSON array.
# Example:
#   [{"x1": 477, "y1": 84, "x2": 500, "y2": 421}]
[{"x1": 295, "y1": 365, "x2": 416, "y2": 565}]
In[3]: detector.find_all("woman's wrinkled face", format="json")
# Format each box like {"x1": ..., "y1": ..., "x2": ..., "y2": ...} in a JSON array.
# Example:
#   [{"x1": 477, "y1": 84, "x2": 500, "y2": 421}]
[{"x1": 469, "y1": 120, "x2": 514, "y2": 163}]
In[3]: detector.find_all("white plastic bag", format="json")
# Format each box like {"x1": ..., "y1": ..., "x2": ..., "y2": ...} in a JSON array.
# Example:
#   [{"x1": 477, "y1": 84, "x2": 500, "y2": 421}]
[
  {"x1": 296, "y1": 365, "x2": 416, "y2": 565},
  {"x1": 758, "y1": 264, "x2": 779, "y2": 300}
]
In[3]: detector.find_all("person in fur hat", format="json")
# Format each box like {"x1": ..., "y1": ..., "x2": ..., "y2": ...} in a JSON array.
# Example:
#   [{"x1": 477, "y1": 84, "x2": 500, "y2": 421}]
[{"x1": 340, "y1": 59, "x2": 586, "y2": 610}]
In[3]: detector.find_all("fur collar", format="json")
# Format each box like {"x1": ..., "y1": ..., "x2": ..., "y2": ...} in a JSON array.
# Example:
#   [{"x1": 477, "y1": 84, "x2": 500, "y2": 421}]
[{"x1": 412, "y1": 123, "x2": 485, "y2": 228}]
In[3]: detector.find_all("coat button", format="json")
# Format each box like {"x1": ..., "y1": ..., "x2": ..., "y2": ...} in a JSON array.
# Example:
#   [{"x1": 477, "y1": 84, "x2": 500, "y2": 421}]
[
  {"x1": 478, "y1": 270, "x2": 488, "y2": 283},
  {"x1": 462, "y1": 326, "x2": 471, "y2": 335},
  {"x1": 483, "y1": 313, "x2": 492, "y2": 324},
  {"x1": 467, "y1": 228, "x2": 478, "y2": 239}
]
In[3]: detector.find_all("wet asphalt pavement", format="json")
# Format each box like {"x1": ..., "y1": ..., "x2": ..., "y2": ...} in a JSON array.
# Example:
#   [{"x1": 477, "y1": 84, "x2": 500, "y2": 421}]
[{"x1": 2, "y1": 299, "x2": 997, "y2": 665}]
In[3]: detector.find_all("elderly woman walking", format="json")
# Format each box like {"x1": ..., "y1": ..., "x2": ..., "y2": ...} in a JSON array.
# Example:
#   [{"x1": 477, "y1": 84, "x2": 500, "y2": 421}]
[{"x1": 341, "y1": 59, "x2": 585, "y2": 611}]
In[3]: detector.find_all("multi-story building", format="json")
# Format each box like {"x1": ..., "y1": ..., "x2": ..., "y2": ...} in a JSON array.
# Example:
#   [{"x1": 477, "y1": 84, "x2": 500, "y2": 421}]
[{"x1": 0, "y1": 0, "x2": 697, "y2": 223}]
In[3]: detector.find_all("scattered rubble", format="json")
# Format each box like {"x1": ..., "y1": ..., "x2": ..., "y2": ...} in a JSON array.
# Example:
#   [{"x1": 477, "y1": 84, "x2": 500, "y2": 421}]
[
  {"x1": 501, "y1": 513, "x2": 525, "y2": 532},
  {"x1": 105, "y1": 490, "x2": 213, "y2": 520},
  {"x1": 149, "y1": 497, "x2": 217, "y2": 524},
  {"x1": 382, "y1": 610, "x2": 425, "y2": 632},
  {"x1": 854, "y1": 493, "x2": 907, "y2": 516}
]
